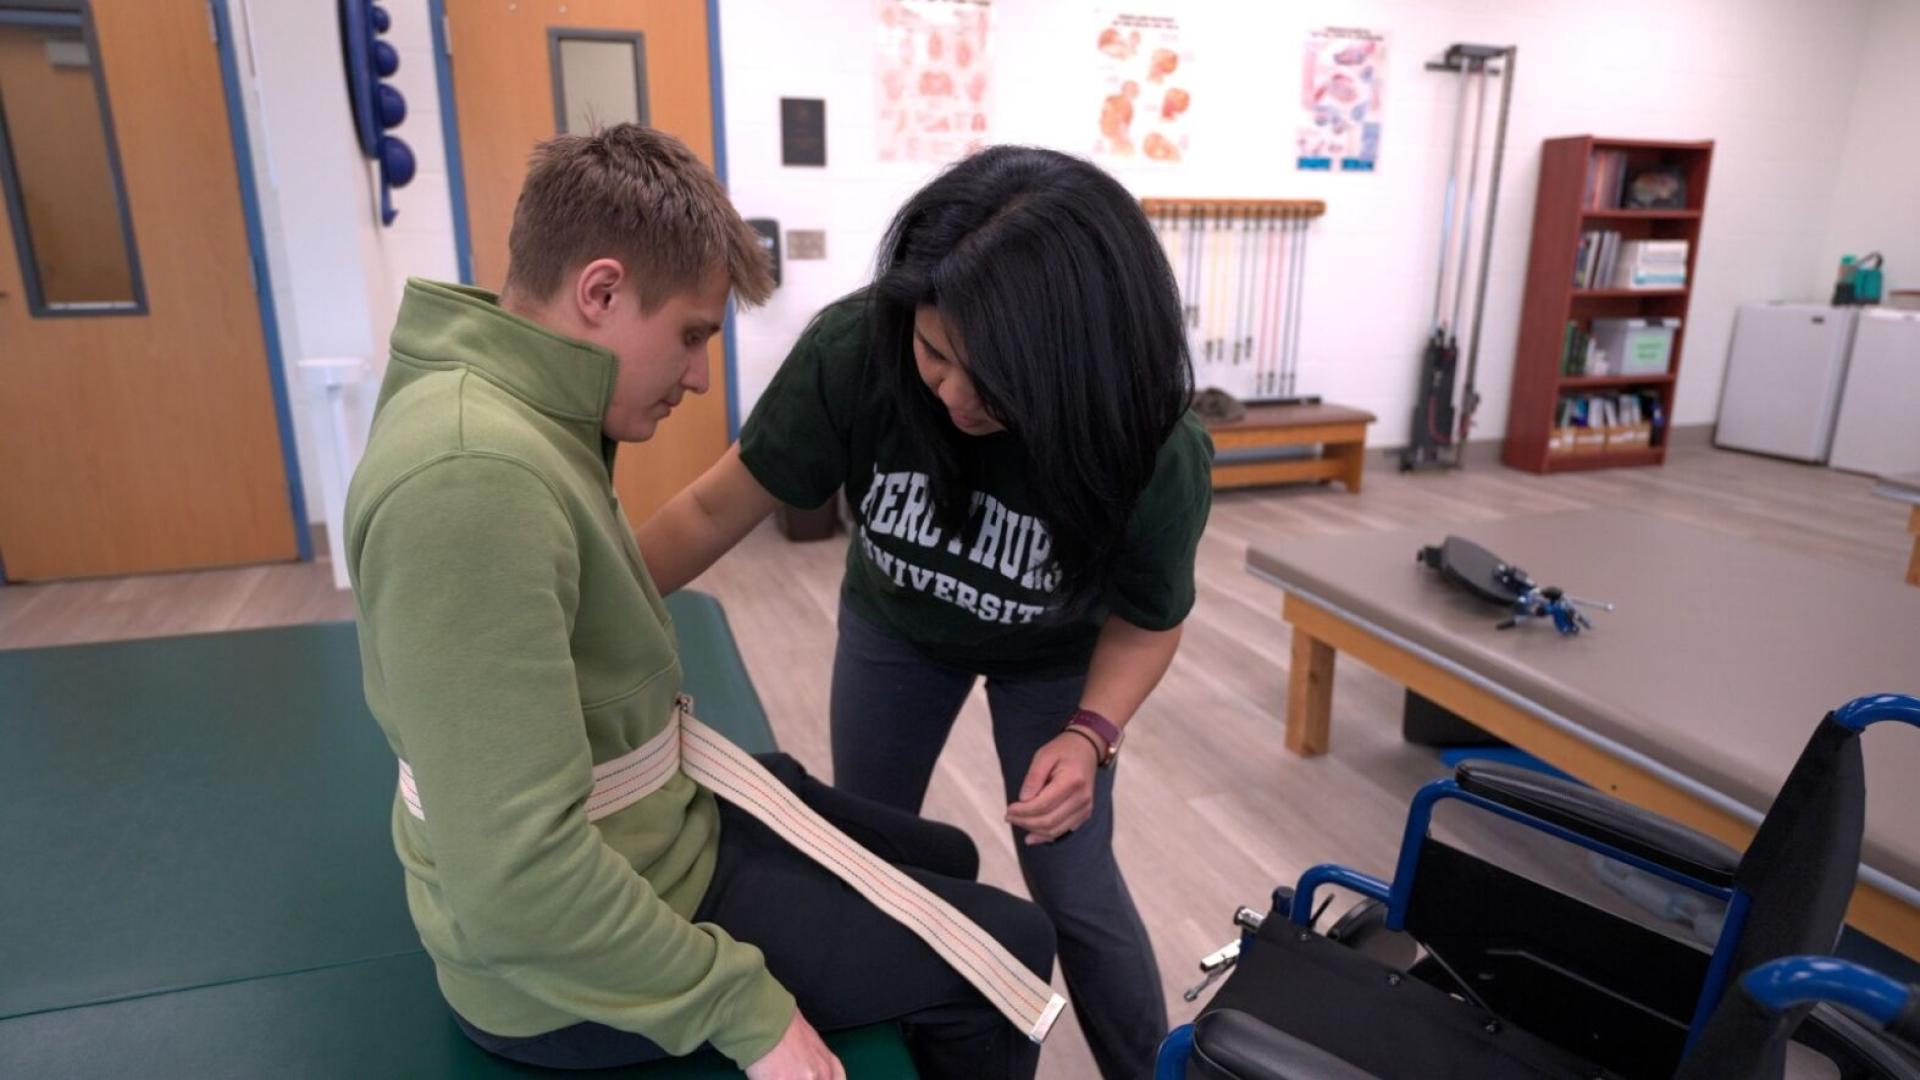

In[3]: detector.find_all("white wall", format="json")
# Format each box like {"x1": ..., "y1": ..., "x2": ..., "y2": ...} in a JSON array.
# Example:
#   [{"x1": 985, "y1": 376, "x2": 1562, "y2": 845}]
[
  {"x1": 717, "y1": 0, "x2": 1886, "y2": 444},
  {"x1": 1816, "y1": 0, "x2": 1920, "y2": 302},
  {"x1": 229, "y1": 0, "x2": 458, "y2": 538}
]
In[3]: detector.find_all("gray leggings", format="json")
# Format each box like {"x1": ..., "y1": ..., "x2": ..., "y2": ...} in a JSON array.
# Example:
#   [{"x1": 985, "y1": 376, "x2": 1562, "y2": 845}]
[{"x1": 830, "y1": 604, "x2": 1167, "y2": 1080}]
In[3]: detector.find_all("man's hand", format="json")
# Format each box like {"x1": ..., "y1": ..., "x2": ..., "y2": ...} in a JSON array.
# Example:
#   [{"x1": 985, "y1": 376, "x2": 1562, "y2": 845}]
[
  {"x1": 745, "y1": 1010, "x2": 844, "y2": 1080},
  {"x1": 1006, "y1": 731, "x2": 1100, "y2": 844}
]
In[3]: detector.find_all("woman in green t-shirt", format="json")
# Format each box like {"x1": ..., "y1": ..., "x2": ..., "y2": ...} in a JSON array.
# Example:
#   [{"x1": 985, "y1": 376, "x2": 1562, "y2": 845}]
[{"x1": 640, "y1": 145, "x2": 1212, "y2": 1078}]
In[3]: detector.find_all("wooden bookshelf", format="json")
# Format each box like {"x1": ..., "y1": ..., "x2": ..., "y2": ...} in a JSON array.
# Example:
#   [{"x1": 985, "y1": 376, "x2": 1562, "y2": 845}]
[
  {"x1": 1559, "y1": 373, "x2": 1676, "y2": 390},
  {"x1": 1572, "y1": 288, "x2": 1689, "y2": 300},
  {"x1": 1502, "y1": 136, "x2": 1713, "y2": 473},
  {"x1": 1539, "y1": 447, "x2": 1665, "y2": 471},
  {"x1": 1580, "y1": 209, "x2": 1702, "y2": 222}
]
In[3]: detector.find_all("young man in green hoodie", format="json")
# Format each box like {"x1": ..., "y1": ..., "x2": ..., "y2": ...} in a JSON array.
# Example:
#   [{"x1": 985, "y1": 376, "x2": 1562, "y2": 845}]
[{"x1": 346, "y1": 125, "x2": 1055, "y2": 1080}]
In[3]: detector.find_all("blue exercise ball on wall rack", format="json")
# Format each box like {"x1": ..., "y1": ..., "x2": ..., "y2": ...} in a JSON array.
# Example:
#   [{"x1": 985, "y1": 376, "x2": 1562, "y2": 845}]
[
  {"x1": 339, "y1": 0, "x2": 413, "y2": 225},
  {"x1": 373, "y1": 39, "x2": 399, "y2": 78},
  {"x1": 378, "y1": 83, "x2": 407, "y2": 129},
  {"x1": 381, "y1": 136, "x2": 417, "y2": 188}
]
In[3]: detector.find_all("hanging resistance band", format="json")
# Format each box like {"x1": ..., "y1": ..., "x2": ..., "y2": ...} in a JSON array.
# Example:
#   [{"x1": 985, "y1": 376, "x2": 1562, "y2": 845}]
[
  {"x1": 1285, "y1": 209, "x2": 1309, "y2": 399},
  {"x1": 1142, "y1": 198, "x2": 1325, "y2": 399}
]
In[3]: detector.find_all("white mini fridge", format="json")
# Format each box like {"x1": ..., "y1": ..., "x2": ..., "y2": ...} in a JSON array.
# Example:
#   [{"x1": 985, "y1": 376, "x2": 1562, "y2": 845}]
[
  {"x1": 1828, "y1": 308, "x2": 1920, "y2": 476},
  {"x1": 1715, "y1": 303, "x2": 1859, "y2": 463}
]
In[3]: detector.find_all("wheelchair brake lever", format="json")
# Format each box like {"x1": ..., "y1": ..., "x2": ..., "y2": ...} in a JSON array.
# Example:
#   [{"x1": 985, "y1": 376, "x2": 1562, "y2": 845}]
[
  {"x1": 1183, "y1": 939, "x2": 1241, "y2": 1002},
  {"x1": 1183, "y1": 907, "x2": 1268, "y2": 1002}
]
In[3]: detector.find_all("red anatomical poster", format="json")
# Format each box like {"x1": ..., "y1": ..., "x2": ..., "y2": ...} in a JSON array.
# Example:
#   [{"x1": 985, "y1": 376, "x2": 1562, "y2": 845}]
[
  {"x1": 1092, "y1": 10, "x2": 1191, "y2": 163},
  {"x1": 876, "y1": 0, "x2": 992, "y2": 164}
]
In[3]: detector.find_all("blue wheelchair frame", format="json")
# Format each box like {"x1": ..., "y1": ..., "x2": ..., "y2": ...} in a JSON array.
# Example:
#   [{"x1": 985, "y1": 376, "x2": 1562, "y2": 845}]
[
  {"x1": 1744, "y1": 956, "x2": 1914, "y2": 1027},
  {"x1": 1155, "y1": 693, "x2": 1920, "y2": 1080}
]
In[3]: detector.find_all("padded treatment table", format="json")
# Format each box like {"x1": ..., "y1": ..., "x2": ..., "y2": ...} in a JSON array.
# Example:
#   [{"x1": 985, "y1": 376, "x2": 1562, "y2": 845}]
[
  {"x1": 1246, "y1": 509, "x2": 1920, "y2": 958},
  {"x1": 1871, "y1": 471, "x2": 1920, "y2": 586},
  {"x1": 0, "y1": 592, "x2": 915, "y2": 1079}
]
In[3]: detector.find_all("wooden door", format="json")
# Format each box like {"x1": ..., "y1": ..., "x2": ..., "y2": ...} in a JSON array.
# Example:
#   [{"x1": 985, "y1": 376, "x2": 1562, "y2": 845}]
[
  {"x1": 443, "y1": 0, "x2": 729, "y2": 522},
  {"x1": 0, "y1": 1, "x2": 298, "y2": 581}
]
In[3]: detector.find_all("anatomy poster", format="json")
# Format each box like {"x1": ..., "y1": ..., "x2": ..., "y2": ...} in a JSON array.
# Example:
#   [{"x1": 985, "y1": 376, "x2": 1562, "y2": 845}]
[
  {"x1": 876, "y1": 0, "x2": 992, "y2": 164},
  {"x1": 1092, "y1": 11, "x2": 1192, "y2": 164},
  {"x1": 1298, "y1": 28, "x2": 1386, "y2": 172}
]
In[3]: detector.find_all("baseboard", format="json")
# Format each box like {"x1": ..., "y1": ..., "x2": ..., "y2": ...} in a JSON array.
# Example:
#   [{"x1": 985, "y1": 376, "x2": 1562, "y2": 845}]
[
  {"x1": 1372, "y1": 438, "x2": 1503, "y2": 469},
  {"x1": 1666, "y1": 422, "x2": 1713, "y2": 449}
]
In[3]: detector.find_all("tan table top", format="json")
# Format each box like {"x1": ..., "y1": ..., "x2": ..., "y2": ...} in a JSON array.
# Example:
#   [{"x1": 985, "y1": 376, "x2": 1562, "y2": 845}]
[{"x1": 1247, "y1": 508, "x2": 1920, "y2": 897}]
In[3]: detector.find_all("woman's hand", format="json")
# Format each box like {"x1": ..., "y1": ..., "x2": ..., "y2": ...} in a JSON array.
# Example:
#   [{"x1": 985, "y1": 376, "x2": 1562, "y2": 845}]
[
  {"x1": 1006, "y1": 731, "x2": 1100, "y2": 844},
  {"x1": 744, "y1": 1010, "x2": 844, "y2": 1080}
]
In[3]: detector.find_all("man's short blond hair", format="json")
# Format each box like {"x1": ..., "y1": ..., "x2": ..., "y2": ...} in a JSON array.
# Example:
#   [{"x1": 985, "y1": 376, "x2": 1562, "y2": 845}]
[{"x1": 504, "y1": 124, "x2": 772, "y2": 309}]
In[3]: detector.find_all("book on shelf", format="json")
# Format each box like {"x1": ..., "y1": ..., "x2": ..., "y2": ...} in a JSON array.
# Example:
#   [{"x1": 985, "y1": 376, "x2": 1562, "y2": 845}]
[
  {"x1": 1584, "y1": 149, "x2": 1630, "y2": 210},
  {"x1": 1550, "y1": 389, "x2": 1665, "y2": 455},
  {"x1": 1572, "y1": 230, "x2": 1628, "y2": 289},
  {"x1": 1561, "y1": 320, "x2": 1602, "y2": 375},
  {"x1": 1611, "y1": 239, "x2": 1688, "y2": 289}
]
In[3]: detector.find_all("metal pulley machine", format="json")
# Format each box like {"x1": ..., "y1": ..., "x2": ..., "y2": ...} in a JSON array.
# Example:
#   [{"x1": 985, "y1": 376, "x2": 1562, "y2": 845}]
[{"x1": 1401, "y1": 43, "x2": 1516, "y2": 473}]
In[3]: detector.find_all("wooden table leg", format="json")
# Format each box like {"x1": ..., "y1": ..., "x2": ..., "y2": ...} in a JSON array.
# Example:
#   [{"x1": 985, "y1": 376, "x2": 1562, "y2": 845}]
[
  {"x1": 1326, "y1": 437, "x2": 1366, "y2": 494},
  {"x1": 1286, "y1": 627, "x2": 1336, "y2": 755},
  {"x1": 1906, "y1": 508, "x2": 1920, "y2": 587}
]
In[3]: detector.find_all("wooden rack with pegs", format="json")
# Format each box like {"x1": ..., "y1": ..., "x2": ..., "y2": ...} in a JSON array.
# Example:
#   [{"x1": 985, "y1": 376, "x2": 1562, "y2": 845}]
[{"x1": 1142, "y1": 199, "x2": 1373, "y2": 494}]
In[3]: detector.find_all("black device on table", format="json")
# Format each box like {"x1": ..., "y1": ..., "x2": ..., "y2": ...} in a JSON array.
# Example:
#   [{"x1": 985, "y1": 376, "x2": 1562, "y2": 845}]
[{"x1": 1418, "y1": 535, "x2": 1611, "y2": 635}]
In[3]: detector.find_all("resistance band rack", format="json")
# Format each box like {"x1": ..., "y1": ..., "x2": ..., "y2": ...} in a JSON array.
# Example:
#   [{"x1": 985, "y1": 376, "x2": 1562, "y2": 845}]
[{"x1": 1145, "y1": 198, "x2": 1327, "y2": 406}]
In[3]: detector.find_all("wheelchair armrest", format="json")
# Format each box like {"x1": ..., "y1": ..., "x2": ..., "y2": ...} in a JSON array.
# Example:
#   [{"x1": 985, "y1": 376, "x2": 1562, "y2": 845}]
[
  {"x1": 1190, "y1": 1009, "x2": 1381, "y2": 1080},
  {"x1": 1455, "y1": 760, "x2": 1740, "y2": 889}
]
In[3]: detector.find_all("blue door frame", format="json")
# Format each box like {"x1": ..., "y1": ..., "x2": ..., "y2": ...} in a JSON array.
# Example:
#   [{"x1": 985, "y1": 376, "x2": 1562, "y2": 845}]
[
  {"x1": 212, "y1": 0, "x2": 311, "y2": 560},
  {"x1": 427, "y1": 0, "x2": 745, "y2": 440}
]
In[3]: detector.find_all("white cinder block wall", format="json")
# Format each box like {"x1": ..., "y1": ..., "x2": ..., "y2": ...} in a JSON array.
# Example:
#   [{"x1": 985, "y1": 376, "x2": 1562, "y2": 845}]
[
  {"x1": 717, "y1": 0, "x2": 1901, "y2": 445},
  {"x1": 1815, "y1": 0, "x2": 1920, "y2": 304},
  {"x1": 238, "y1": 0, "x2": 1916, "y2": 529},
  {"x1": 228, "y1": 0, "x2": 458, "y2": 527}
]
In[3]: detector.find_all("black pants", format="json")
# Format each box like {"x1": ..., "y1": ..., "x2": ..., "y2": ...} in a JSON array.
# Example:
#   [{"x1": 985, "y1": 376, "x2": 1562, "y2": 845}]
[
  {"x1": 830, "y1": 605, "x2": 1168, "y2": 1080},
  {"x1": 455, "y1": 754, "x2": 1055, "y2": 1079}
]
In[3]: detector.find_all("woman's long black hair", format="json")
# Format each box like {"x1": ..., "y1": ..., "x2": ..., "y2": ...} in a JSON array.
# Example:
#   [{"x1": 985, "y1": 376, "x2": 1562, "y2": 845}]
[{"x1": 870, "y1": 145, "x2": 1193, "y2": 617}]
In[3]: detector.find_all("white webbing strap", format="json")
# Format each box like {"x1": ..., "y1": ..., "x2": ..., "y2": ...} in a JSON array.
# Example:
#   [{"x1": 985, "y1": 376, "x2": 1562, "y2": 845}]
[
  {"x1": 676, "y1": 707, "x2": 1067, "y2": 1043},
  {"x1": 396, "y1": 698, "x2": 1066, "y2": 1043}
]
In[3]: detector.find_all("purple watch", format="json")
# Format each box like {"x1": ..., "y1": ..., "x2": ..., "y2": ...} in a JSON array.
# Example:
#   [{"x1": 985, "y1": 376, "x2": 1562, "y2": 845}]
[{"x1": 1066, "y1": 709, "x2": 1123, "y2": 768}]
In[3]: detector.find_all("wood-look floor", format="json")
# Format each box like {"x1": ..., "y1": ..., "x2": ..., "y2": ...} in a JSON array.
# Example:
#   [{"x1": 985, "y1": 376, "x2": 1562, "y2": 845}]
[{"x1": 1, "y1": 445, "x2": 1907, "y2": 1079}]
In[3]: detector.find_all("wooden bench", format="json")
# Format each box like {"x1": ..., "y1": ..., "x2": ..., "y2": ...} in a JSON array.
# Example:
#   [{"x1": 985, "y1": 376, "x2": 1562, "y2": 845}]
[{"x1": 1203, "y1": 403, "x2": 1376, "y2": 494}]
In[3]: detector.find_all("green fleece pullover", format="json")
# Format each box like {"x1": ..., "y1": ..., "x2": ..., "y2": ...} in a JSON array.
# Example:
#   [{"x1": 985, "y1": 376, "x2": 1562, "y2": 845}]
[{"x1": 345, "y1": 279, "x2": 793, "y2": 1067}]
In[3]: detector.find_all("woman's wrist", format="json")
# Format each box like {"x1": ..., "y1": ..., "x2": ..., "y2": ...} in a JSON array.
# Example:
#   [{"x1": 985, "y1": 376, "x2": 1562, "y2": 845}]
[
  {"x1": 1065, "y1": 708, "x2": 1123, "y2": 766},
  {"x1": 1059, "y1": 724, "x2": 1106, "y2": 764}
]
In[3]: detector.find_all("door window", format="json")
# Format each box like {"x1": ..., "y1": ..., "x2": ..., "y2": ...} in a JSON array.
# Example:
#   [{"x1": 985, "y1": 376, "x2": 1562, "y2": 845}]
[{"x1": 0, "y1": 4, "x2": 144, "y2": 316}]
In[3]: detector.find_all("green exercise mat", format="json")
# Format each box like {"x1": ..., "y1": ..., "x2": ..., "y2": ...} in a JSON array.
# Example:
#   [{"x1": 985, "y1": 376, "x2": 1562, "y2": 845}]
[
  {"x1": 0, "y1": 621, "x2": 418, "y2": 1018},
  {"x1": 0, "y1": 593, "x2": 913, "y2": 1077},
  {"x1": 0, "y1": 950, "x2": 916, "y2": 1079}
]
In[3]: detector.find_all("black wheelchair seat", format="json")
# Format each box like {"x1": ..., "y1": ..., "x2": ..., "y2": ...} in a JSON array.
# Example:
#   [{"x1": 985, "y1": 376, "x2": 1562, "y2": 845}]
[
  {"x1": 1195, "y1": 908, "x2": 1626, "y2": 1080},
  {"x1": 1189, "y1": 1010, "x2": 1381, "y2": 1080}
]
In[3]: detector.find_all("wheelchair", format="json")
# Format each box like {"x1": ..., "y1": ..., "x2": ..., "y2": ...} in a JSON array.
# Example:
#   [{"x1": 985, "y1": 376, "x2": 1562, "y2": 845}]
[{"x1": 1159, "y1": 693, "x2": 1920, "y2": 1079}]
